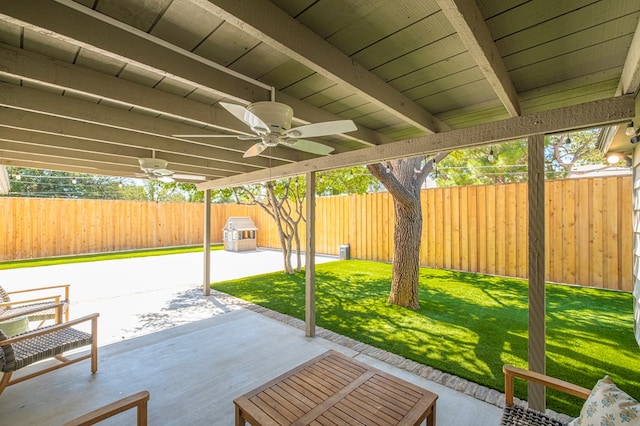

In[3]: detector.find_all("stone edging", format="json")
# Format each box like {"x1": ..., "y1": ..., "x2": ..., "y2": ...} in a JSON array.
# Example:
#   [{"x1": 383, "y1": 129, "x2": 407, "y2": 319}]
[{"x1": 210, "y1": 289, "x2": 573, "y2": 424}]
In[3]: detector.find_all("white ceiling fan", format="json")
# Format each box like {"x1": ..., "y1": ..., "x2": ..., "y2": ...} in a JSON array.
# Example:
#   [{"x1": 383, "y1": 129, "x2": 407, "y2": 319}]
[
  {"x1": 176, "y1": 101, "x2": 358, "y2": 158},
  {"x1": 136, "y1": 155, "x2": 206, "y2": 183}
]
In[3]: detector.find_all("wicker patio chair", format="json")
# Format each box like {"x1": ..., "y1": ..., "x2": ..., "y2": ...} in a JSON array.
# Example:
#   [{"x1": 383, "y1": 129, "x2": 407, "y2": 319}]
[
  {"x1": 501, "y1": 365, "x2": 590, "y2": 426},
  {"x1": 0, "y1": 312, "x2": 99, "y2": 397},
  {"x1": 0, "y1": 284, "x2": 71, "y2": 327}
]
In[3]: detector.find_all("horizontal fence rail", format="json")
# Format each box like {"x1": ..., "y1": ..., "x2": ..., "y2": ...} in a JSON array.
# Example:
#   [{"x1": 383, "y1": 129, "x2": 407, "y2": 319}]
[{"x1": 0, "y1": 176, "x2": 632, "y2": 291}]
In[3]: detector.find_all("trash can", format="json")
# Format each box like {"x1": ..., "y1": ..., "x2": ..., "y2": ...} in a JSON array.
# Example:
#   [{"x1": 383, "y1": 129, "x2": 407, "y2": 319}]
[{"x1": 339, "y1": 244, "x2": 350, "y2": 260}]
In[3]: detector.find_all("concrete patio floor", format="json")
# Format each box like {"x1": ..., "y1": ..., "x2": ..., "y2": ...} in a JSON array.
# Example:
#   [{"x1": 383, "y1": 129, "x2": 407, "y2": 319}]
[{"x1": 0, "y1": 249, "x2": 503, "y2": 425}]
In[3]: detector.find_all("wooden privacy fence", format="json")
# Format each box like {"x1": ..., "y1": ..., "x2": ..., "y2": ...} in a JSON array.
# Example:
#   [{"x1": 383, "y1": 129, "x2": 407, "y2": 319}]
[{"x1": 0, "y1": 176, "x2": 632, "y2": 291}]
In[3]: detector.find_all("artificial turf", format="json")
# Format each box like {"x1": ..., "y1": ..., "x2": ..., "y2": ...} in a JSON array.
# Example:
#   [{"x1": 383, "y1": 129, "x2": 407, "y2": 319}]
[
  {"x1": 212, "y1": 259, "x2": 639, "y2": 417},
  {"x1": 0, "y1": 244, "x2": 223, "y2": 270}
]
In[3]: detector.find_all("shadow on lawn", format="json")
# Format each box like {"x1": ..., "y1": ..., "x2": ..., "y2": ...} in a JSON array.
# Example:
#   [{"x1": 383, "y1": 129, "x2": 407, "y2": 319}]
[{"x1": 212, "y1": 261, "x2": 639, "y2": 417}]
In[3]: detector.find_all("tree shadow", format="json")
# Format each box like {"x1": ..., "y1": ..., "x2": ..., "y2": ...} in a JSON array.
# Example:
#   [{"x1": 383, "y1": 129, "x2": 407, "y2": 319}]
[{"x1": 123, "y1": 288, "x2": 237, "y2": 337}]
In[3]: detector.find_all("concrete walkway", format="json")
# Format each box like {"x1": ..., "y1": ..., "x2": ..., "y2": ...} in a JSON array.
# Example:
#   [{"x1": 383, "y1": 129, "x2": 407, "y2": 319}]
[
  {"x1": 0, "y1": 249, "x2": 505, "y2": 425},
  {"x1": 0, "y1": 249, "x2": 335, "y2": 344}
]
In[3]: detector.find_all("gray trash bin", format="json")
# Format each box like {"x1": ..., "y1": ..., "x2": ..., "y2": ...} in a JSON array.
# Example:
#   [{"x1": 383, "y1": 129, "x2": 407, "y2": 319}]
[{"x1": 339, "y1": 244, "x2": 350, "y2": 260}]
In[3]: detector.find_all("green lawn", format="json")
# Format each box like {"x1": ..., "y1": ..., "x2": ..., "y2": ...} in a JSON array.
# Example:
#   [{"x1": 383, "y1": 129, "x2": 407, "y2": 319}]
[
  {"x1": 212, "y1": 259, "x2": 639, "y2": 416},
  {"x1": 0, "y1": 244, "x2": 223, "y2": 270}
]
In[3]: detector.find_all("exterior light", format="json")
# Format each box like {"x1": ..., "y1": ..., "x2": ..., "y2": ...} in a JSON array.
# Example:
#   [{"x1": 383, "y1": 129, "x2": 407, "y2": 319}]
[
  {"x1": 606, "y1": 152, "x2": 631, "y2": 166},
  {"x1": 487, "y1": 148, "x2": 495, "y2": 163},
  {"x1": 626, "y1": 121, "x2": 636, "y2": 137},
  {"x1": 606, "y1": 153, "x2": 623, "y2": 164}
]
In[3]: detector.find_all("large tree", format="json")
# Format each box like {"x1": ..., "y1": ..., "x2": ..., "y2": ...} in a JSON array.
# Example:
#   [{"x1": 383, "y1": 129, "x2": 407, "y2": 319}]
[{"x1": 367, "y1": 154, "x2": 447, "y2": 309}]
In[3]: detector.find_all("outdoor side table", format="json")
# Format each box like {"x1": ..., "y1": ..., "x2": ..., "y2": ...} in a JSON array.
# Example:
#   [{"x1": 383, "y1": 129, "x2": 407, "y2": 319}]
[{"x1": 234, "y1": 350, "x2": 438, "y2": 426}]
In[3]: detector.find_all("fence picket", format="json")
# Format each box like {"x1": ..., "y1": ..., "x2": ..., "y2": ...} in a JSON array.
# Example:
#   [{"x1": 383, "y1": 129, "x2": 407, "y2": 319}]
[{"x1": 0, "y1": 176, "x2": 632, "y2": 291}]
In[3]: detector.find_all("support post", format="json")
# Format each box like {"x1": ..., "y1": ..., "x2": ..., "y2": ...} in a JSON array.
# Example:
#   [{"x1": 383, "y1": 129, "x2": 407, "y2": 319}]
[
  {"x1": 305, "y1": 172, "x2": 316, "y2": 337},
  {"x1": 203, "y1": 189, "x2": 211, "y2": 296},
  {"x1": 528, "y1": 133, "x2": 545, "y2": 411}
]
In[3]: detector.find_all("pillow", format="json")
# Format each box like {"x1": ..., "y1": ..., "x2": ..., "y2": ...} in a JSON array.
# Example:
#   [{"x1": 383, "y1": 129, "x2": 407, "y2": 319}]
[{"x1": 569, "y1": 376, "x2": 640, "y2": 425}]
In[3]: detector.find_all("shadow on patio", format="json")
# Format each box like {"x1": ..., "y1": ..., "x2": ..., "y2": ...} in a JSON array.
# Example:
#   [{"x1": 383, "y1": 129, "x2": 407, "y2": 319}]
[{"x1": 0, "y1": 252, "x2": 502, "y2": 425}]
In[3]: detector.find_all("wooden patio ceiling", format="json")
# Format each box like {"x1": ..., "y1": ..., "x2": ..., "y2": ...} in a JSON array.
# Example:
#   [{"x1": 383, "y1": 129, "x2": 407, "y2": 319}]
[{"x1": 0, "y1": 0, "x2": 638, "y2": 187}]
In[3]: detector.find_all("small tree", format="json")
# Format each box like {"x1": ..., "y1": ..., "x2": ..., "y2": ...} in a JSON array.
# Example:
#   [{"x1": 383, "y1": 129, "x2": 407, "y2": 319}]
[
  {"x1": 222, "y1": 166, "x2": 379, "y2": 274},
  {"x1": 231, "y1": 178, "x2": 305, "y2": 274}
]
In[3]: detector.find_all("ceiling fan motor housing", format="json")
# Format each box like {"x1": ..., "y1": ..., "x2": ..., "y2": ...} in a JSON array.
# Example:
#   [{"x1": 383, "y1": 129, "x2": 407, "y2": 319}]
[
  {"x1": 138, "y1": 157, "x2": 172, "y2": 175},
  {"x1": 247, "y1": 101, "x2": 293, "y2": 133}
]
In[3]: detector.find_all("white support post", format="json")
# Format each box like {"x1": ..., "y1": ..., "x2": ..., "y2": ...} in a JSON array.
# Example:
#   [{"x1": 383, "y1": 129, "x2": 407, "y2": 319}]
[
  {"x1": 528, "y1": 134, "x2": 546, "y2": 411},
  {"x1": 305, "y1": 171, "x2": 316, "y2": 337},
  {"x1": 203, "y1": 189, "x2": 211, "y2": 296}
]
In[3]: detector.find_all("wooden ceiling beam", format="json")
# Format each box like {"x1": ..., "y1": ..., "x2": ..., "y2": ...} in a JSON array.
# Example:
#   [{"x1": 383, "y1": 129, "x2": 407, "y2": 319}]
[
  {"x1": 0, "y1": 158, "x2": 148, "y2": 179},
  {"x1": 0, "y1": 83, "x2": 303, "y2": 166},
  {"x1": 0, "y1": 0, "x2": 268, "y2": 104},
  {"x1": 0, "y1": 43, "x2": 253, "y2": 135},
  {"x1": 435, "y1": 0, "x2": 521, "y2": 117},
  {"x1": 199, "y1": 94, "x2": 635, "y2": 190},
  {"x1": 617, "y1": 15, "x2": 640, "y2": 96},
  {"x1": 202, "y1": 0, "x2": 445, "y2": 134},
  {"x1": 0, "y1": 0, "x2": 387, "y2": 147},
  {"x1": 0, "y1": 130, "x2": 258, "y2": 176}
]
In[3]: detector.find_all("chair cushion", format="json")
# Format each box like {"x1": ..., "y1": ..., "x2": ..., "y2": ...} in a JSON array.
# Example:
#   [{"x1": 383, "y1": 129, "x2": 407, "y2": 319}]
[
  {"x1": 0, "y1": 316, "x2": 29, "y2": 337},
  {"x1": 0, "y1": 329, "x2": 16, "y2": 372},
  {"x1": 568, "y1": 376, "x2": 640, "y2": 425}
]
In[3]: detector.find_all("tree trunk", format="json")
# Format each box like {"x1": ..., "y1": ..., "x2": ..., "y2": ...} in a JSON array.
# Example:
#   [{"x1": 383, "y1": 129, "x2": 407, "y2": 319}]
[
  {"x1": 389, "y1": 198, "x2": 422, "y2": 309},
  {"x1": 267, "y1": 183, "x2": 295, "y2": 274},
  {"x1": 281, "y1": 233, "x2": 293, "y2": 274},
  {"x1": 367, "y1": 154, "x2": 448, "y2": 309},
  {"x1": 294, "y1": 231, "x2": 302, "y2": 272}
]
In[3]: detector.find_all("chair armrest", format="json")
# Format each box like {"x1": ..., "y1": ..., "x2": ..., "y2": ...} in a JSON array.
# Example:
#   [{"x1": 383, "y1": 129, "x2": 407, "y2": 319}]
[
  {"x1": 7, "y1": 284, "x2": 70, "y2": 299},
  {"x1": 0, "y1": 295, "x2": 63, "y2": 307},
  {"x1": 0, "y1": 301, "x2": 66, "y2": 322},
  {"x1": 503, "y1": 365, "x2": 591, "y2": 406},
  {"x1": 3, "y1": 313, "x2": 99, "y2": 345},
  {"x1": 62, "y1": 391, "x2": 150, "y2": 426}
]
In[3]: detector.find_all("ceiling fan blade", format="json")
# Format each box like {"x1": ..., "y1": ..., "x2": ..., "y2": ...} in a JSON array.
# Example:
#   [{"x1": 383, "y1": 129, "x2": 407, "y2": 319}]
[
  {"x1": 157, "y1": 175, "x2": 175, "y2": 183},
  {"x1": 220, "y1": 102, "x2": 270, "y2": 134},
  {"x1": 243, "y1": 142, "x2": 268, "y2": 158},
  {"x1": 172, "y1": 174, "x2": 206, "y2": 181},
  {"x1": 152, "y1": 168, "x2": 174, "y2": 177},
  {"x1": 288, "y1": 139, "x2": 335, "y2": 155},
  {"x1": 285, "y1": 120, "x2": 357, "y2": 139}
]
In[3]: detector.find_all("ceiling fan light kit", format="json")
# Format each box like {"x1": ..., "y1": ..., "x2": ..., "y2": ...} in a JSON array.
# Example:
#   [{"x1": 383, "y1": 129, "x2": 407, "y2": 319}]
[
  {"x1": 138, "y1": 157, "x2": 169, "y2": 174},
  {"x1": 246, "y1": 101, "x2": 293, "y2": 134}
]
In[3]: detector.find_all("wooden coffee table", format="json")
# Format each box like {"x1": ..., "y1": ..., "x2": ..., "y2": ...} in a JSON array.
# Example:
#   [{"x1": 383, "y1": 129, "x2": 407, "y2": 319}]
[{"x1": 234, "y1": 350, "x2": 438, "y2": 425}]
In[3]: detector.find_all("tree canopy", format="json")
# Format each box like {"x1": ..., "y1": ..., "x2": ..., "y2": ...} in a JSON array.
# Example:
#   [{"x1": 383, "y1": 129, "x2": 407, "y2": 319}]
[
  {"x1": 434, "y1": 128, "x2": 620, "y2": 187},
  {"x1": 4, "y1": 167, "x2": 203, "y2": 202}
]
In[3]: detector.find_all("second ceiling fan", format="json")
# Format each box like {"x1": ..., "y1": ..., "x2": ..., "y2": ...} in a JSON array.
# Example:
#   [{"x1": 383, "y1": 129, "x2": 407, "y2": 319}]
[{"x1": 179, "y1": 101, "x2": 358, "y2": 158}]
